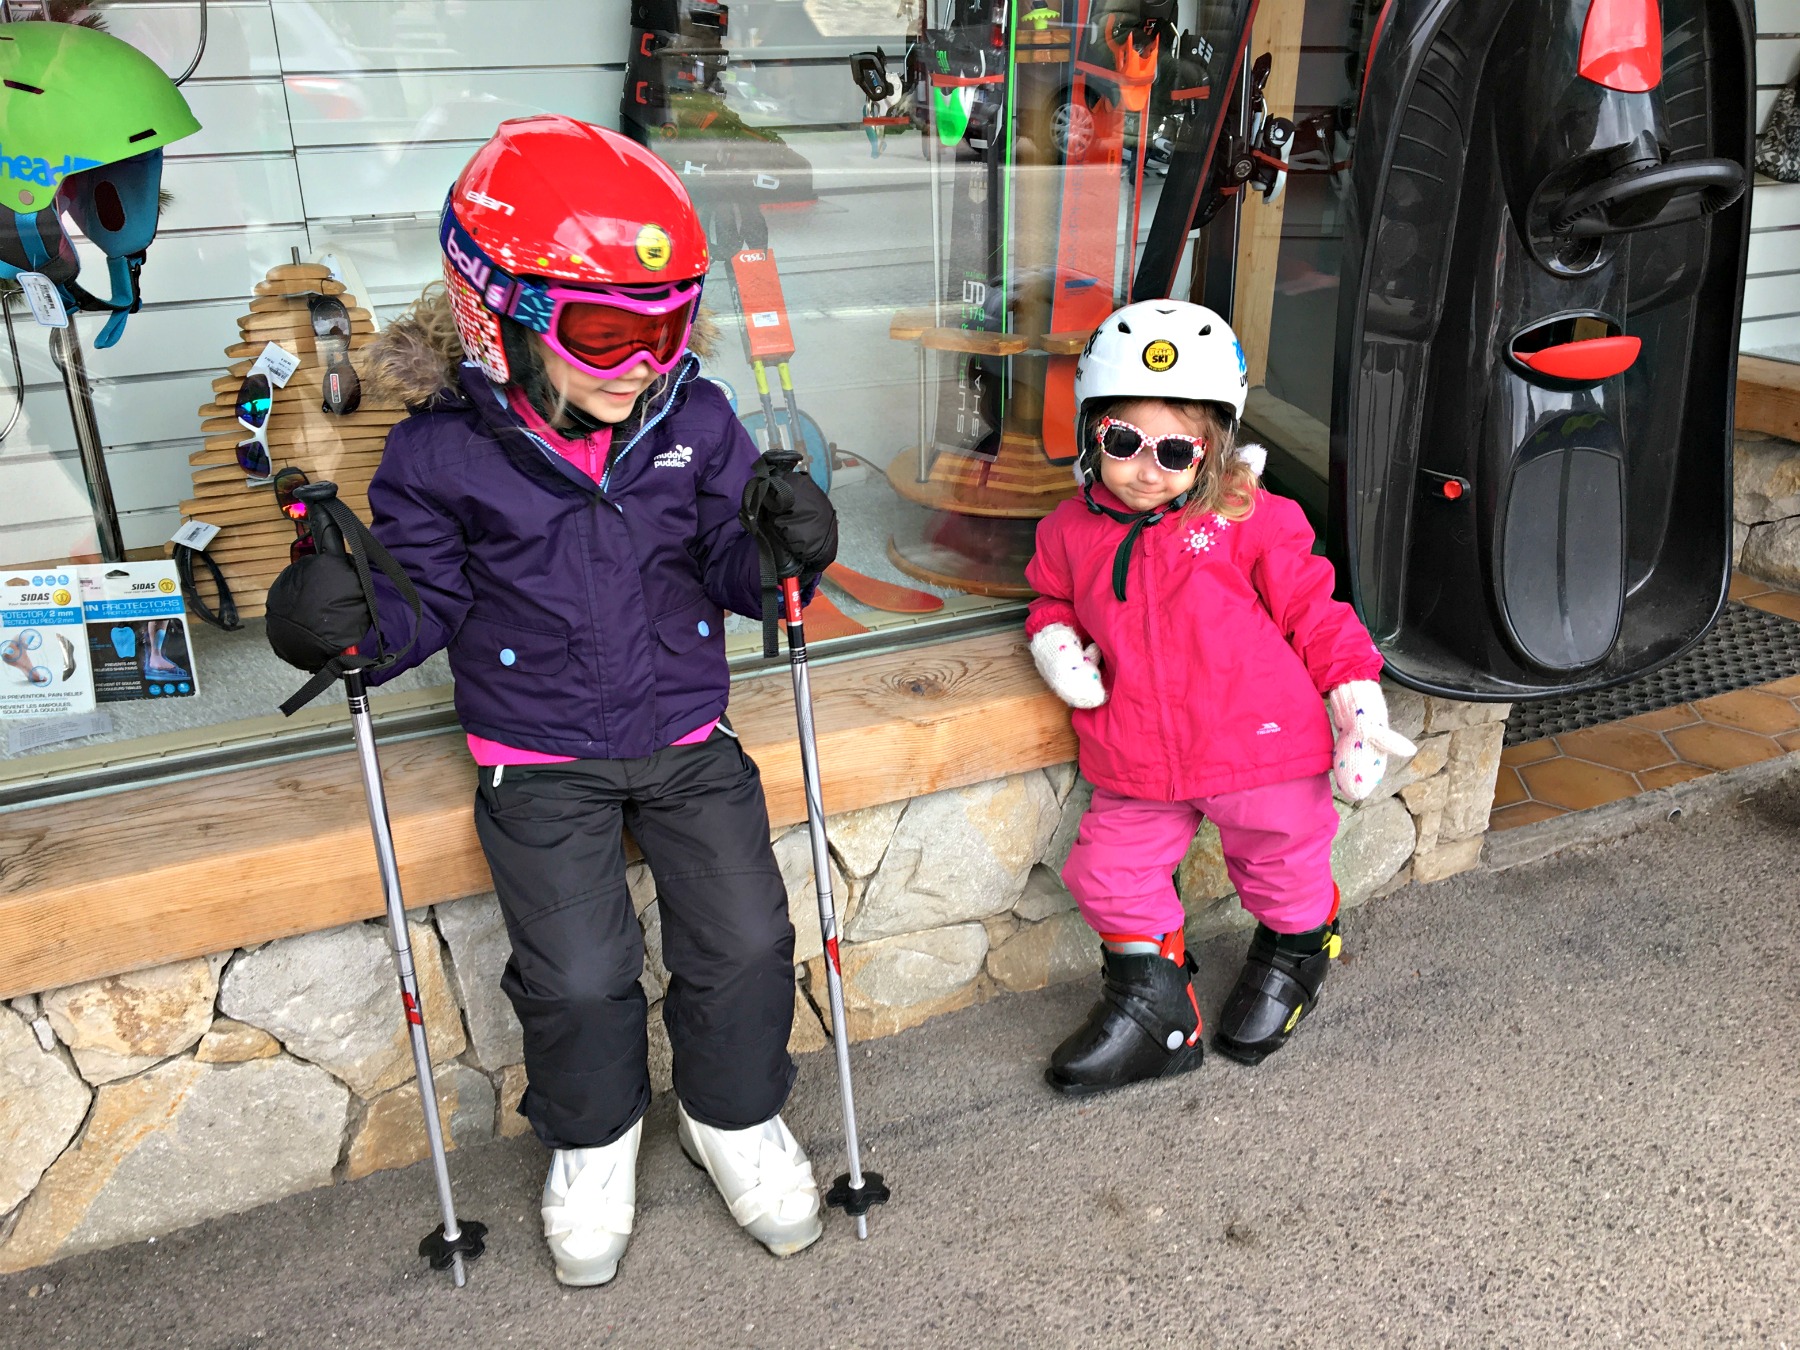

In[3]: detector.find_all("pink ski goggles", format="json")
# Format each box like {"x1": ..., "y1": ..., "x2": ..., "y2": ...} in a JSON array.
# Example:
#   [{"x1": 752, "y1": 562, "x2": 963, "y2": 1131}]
[{"x1": 536, "y1": 281, "x2": 701, "y2": 380}]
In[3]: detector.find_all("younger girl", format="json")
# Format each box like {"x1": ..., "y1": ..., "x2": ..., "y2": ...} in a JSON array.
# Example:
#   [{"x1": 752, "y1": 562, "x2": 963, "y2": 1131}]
[
  {"x1": 1026, "y1": 300, "x2": 1414, "y2": 1095},
  {"x1": 265, "y1": 117, "x2": 837, "y2": 1283}
]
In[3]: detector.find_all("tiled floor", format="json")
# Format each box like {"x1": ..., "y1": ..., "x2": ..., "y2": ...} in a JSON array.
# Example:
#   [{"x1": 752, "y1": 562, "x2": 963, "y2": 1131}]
[{"x1": 1489, "y1": 575, "x2": 1800, "y2": 831}]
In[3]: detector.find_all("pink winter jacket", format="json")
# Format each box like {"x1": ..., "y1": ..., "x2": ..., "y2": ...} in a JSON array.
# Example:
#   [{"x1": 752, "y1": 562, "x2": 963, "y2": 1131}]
[{"x1": 1025, "y1": 481, "x2": 1384, "y2": 801}]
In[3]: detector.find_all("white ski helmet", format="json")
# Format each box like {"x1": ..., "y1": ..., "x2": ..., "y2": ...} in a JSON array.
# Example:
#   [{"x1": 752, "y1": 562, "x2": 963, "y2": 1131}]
[{"x1": 1072, "y1": 300, "x2": 1248, "y2": 485}]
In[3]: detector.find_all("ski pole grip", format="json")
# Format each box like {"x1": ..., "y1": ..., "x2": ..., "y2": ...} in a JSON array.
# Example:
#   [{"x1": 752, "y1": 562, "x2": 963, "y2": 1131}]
[
  {"x1": 779, "y1": 574, "x2": 803, "y2": 626},
  {"x1": 295, "y1": 481, "x2": 346, "y2": 559}
]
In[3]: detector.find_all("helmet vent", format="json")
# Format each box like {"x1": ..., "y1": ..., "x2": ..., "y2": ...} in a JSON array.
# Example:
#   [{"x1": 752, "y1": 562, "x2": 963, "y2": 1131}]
[
  {"x1": 128, "y1": 128, "x2": 157, "y2": 143},
  {"x1": 3, "y1": 80, "x2": 44, "y2": 95},
  {"x1": 1116, "y1": 320, "x2": 1132, "y2": 333},
  {"x1": 1199, "y1": 324, "x2": 1212, "y2": 336}
]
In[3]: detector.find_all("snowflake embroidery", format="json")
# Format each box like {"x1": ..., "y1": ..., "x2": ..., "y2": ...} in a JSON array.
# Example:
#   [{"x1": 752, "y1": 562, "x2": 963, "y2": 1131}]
[{"x1": 1183, "y1": 515, "x2": 1232, "y2": 554}]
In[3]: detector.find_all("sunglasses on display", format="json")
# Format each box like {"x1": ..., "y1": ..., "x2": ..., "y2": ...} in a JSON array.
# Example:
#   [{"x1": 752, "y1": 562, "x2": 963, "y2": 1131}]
[
  {"x1": 540, "y1": 282, "x2": 700, "y2": 381},
  {"x1": 308, "y1": 293, "x2": 363, "y2": 415},
  {"x1": 1094, "y1": 416, "x2": 1210, "y2": 474},
  {"x1": 175, "y1": 542, "x2": 241, "y2": 631},
  {"x1": 235, "y1": 372, "x2": 274, "y2": 483},
  {"x1": 272, "y1": 466, "x2": 317, "y2": 563}
]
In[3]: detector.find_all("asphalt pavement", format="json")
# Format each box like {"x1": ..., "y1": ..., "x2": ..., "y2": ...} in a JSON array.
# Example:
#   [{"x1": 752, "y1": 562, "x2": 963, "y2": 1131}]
[{"x1": 5, "y1": 767, "x2": 1799, "y2": 1350}]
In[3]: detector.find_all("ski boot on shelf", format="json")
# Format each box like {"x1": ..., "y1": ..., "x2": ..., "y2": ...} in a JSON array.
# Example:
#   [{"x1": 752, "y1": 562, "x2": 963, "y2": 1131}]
[
  {"x1": 676, "y1": 1101, "x2": 823, "y2": 1257},
  {"x1": 541, "y1": 1118, "x2": 641, "y2": 1287},
  {"x1": 1046, "y1": 931, "x2": 1203, "y2": 1096},
  {"x1": 1214, "y1": 891, "x2": 1342, "y2": 1066}
]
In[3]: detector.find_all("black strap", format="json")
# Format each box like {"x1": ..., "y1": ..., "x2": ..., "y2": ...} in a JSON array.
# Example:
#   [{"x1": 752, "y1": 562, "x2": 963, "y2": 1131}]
[
  {"x1": 1082, "y1": 482, "x2": 1187, "y2": 602},
  {"x1": 278, "y1": 493, "x2": 425, "y2": 716},
  {"x1": 174, "y1": 544, "x2": 240, "y2": 631},
  {"x1": 739, "y1": 451, "x2": 803, "y2": 658}
]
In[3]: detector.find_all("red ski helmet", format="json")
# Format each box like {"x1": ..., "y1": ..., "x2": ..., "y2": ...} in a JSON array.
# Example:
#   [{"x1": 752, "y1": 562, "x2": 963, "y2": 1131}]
[{"x1": 440, "y1": 115, "x2": 710, "y2": 382}]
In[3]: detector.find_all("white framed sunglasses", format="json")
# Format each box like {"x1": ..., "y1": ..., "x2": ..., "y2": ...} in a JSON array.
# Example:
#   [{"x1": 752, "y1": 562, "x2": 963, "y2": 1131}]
[{"x1": 1094, "y1": 416, "x2": 1209, "y2": 473}]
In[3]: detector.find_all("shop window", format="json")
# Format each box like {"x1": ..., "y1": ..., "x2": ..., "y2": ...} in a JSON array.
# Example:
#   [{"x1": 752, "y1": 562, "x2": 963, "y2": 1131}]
[{"x1": 1, "y1": 0, "x2": 1355, "y2": 801}]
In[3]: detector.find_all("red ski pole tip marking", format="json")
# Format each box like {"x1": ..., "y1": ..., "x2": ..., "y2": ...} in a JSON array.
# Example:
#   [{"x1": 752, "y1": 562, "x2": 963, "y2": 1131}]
[
  {"x1": 402, "y1": 992, "x2": 424, "y2": 1026},
  {"x1": 826, "y1": 935, "x2": 842, "y2": 974}
]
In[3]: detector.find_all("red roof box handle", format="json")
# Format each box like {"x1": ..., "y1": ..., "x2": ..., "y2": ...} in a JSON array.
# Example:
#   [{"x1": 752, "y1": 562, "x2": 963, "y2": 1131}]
[
  {"x1": 1580, "y1": 0, "x2": 1662, "y2": 93},
  {"x1": 1515, "y1": 334, "x2": 1643, "y2": 382}
]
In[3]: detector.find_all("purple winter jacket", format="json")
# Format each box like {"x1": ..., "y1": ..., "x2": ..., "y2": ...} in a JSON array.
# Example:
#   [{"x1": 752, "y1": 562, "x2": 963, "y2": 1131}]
[{"x1": 363, "y1": 356, "x2": 768, "y2": 759}]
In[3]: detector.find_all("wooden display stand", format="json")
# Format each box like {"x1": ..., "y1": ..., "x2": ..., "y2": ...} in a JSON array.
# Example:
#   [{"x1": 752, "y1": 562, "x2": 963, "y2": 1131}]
[
  {"x1": 883, "y1": 19, "x2": 1116, "y2": 598},
  {"x1": 170, "y1": 264, "x2": 404, "y2": 620},
  {"x1": 883, "y1": 321, "x2": 1099, "y2": 600}
]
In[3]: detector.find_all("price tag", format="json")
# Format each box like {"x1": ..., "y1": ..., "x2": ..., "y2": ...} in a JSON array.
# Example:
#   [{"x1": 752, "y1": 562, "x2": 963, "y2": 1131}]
[
  {"x1": 16, "y1": 272, "x2": 69, "y2": 328},
  {"x1": 170, "y1": 519, "x2": 221, "y2": 551},
  {"x1": 249, "y1": 341, "x2": 301, "y2": 387}
]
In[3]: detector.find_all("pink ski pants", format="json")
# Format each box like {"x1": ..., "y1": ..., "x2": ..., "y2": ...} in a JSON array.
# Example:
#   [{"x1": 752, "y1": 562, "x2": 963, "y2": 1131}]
[{"x1": 1061, "y1": 775, "x2": 1339, "y2": 938}]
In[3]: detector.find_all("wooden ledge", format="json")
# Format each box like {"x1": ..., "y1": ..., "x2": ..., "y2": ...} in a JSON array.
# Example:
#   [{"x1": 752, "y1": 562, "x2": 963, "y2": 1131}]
[
  {"x1": 919, "y1": 327, "x2": 1032, "y2": 357},
  {"x1": 1736, "y1": 355, "x2": 1800, "y2": 441},
  {"x1": 0, "y1": 631, "x2": 1075, "y2": 1001}
]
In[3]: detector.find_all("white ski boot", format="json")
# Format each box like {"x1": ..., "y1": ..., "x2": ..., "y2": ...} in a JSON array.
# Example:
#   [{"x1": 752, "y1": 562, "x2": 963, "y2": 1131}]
[
  {"x1": 675, "y1": 1101, "x2": 824, "y2": 1256},
  {"x1": 541, "y1": 1118, "x2": 641, "y2": 1286}
]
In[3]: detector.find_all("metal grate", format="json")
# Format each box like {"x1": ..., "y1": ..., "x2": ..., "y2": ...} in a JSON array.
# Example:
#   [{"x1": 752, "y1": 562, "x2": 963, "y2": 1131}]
[{"x1": 1504, "y1": 602, "x2": 1800, "y2": 745}]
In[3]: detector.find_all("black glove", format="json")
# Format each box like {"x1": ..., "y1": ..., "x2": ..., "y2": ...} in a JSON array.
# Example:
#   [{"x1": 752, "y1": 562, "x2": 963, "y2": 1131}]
[
  {"x1": 739, "y1": 458, "x2": 838, "y2": 577},
  {"x1": 264, "y1": 553, "x2": 376, "y2": 673}
]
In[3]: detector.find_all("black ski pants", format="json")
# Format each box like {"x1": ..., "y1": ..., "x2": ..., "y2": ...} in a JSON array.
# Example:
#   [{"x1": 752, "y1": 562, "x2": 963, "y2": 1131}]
[{"x1": 473, "y1": 728, "x2": 797, "y2": 1149}]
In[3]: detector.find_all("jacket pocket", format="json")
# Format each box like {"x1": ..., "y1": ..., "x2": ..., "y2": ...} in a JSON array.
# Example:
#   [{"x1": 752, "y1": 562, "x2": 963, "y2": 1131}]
[
  {"x1": 453, "y1": 615, "x2": 572, "y2": 678},
  {"x1": 651, "y1": 595, "x2": 724, "y2": 656}
]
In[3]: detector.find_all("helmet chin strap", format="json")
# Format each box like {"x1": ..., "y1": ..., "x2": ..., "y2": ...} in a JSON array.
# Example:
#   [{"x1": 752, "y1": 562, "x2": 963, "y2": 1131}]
[
  {"x1": 1081, "y1": 472, "x2": 1190, "y2": 603},
  {"x1": 561, "y1": 400, "x2": 606, "y2": 436}
]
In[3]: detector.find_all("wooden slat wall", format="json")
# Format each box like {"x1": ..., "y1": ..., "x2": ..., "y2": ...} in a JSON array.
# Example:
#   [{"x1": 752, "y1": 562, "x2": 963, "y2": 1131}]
[{"x1": 1746, "y1": 0, "x2": 1800, "y2": 357}]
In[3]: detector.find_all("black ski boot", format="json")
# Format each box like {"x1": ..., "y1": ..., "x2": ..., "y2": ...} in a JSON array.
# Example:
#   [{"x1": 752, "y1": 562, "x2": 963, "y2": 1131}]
[
  {"x1": 1213, "y1": 916, "x2": 1341, "y2": 1065},
  {"x1": 1046, "y1": 938, "x2": 1204, "y2": 1096}
]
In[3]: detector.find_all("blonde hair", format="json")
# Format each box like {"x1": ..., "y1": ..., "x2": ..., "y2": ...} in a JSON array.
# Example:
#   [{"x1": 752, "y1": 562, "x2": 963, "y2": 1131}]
[{"x1": 1095, "y1": 397, "x2": 1259, "y2": 521}]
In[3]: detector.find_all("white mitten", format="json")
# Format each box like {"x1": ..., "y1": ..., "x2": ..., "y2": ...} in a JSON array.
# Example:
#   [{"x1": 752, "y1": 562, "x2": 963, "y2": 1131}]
[
  {"x1": 1030, "y1": 623, "x2": 1107, "y2": 709},
  {"x1": 1326, "y1": 679, "x2": 1418, "y2": 801}
]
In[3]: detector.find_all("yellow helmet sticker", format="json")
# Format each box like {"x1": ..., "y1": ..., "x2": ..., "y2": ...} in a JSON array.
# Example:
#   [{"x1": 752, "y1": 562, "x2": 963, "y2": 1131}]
[
  {"x1": 636, "y1": 223, "x2": 673, "y2": 272},
  {"x1": 1142, "y1": 339, "x2": 1178, "y2": 372}
]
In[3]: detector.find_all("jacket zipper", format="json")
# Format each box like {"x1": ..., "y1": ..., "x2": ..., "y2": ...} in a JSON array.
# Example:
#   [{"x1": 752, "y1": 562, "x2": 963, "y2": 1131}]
[
  {"x1": 600, "y1": 357, "x2": 698, "y2": 495},
  {"x1": 1141, "y1": 522, "x2": 1180, "y2": 761}
]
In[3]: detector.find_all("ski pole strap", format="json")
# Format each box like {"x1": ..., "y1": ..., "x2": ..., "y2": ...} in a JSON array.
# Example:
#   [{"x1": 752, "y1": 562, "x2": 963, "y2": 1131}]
[
  {"x1": 278, "y1": 490, "x2": 425, "y2": 716},
  {"x1": 740, "y1": 450, "x2": 804, "y2": 658}
]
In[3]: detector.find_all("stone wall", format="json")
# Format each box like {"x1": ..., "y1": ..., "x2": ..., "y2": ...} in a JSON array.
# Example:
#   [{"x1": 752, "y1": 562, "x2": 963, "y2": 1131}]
[
  {"x1": 1736, "y1": 431, "x2": 1800, "y2": 586},
  {"x1": 0, "y1": 683, "x2": 1507, "y2": 1273}
]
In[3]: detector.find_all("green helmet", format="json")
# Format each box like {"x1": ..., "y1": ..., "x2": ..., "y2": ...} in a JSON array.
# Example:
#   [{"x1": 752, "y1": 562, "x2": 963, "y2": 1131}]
[{"x1": 0, "y1": 20, "x2": 199, "y2": 214}]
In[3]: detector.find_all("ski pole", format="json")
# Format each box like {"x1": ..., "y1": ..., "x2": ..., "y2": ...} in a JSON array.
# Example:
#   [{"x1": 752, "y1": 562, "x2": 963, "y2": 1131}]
[
  {"x1": 292, "y1": 481, "x2": 487, "y2": 1286},
  {"x1": 775, "y1": 566, "x2": 891, "y2": 1239},
  {"x1": 741, "y1": 451, "x2": 890, "y2": 1237},
  {"x1": 750, "y1": 357, "x2": 787, "y2": 456},
  {"x1": 775, "y1": 361, "x2": 808, "y2": 467}
]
